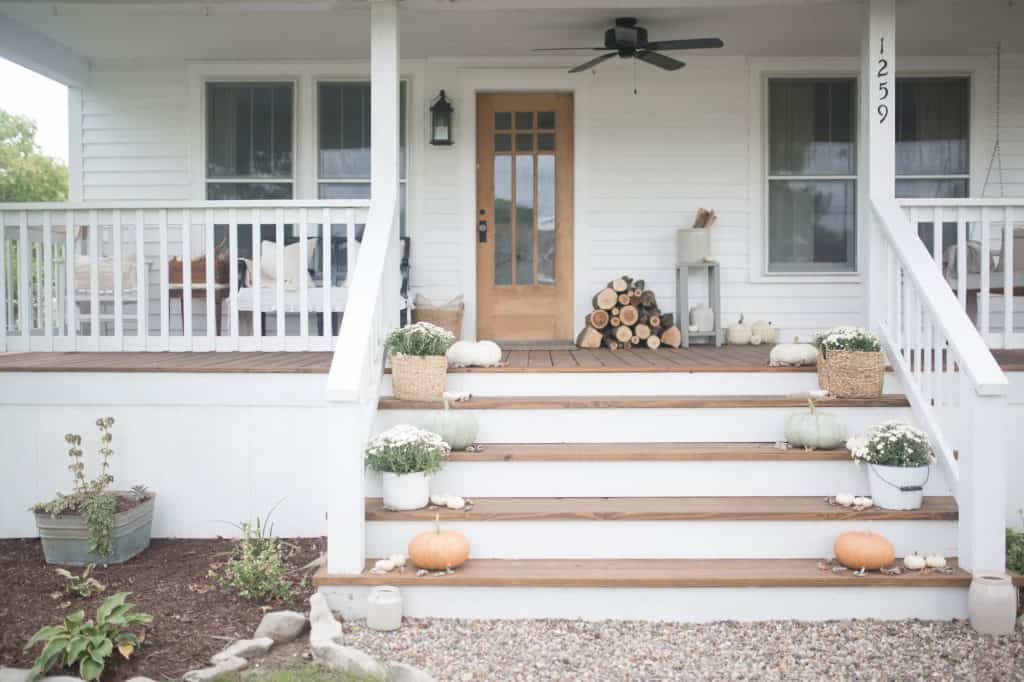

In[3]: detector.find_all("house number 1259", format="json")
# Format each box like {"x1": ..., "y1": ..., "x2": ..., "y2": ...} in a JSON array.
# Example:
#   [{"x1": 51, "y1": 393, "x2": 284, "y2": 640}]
[{"x1": 876, "y1": 37, "x2": 889, "y2": 124}]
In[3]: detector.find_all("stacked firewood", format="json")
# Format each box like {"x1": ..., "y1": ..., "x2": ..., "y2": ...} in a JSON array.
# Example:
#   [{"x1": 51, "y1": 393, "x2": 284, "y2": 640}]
[{"x1": 576, "y1": 276, "x2": 682, "y2": 350}]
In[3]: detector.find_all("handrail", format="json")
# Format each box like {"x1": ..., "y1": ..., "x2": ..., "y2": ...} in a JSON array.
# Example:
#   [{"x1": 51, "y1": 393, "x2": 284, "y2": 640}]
[
  {"x1": 897, "y1": 198, "x2": 1023, "y2": 208},
  {"x1": 872, "y1": 196, "x2": 1008, "y2": 396},
  {"x1": 325, "y1": 186, "x2": 399, "y2": 402},
  {"x1": 0, "y1": 200, "x2": 372, "y2": 211}
]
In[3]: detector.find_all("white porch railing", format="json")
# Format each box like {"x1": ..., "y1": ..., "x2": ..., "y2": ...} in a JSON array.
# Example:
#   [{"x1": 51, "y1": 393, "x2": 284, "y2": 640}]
[
  {"x1": 899, "y1": 199, "x2": 1024, "y2": 349},
  {"x1": 872, "y1": 196, "x2": 1009, "y2": 573},
  {"x1": 0, "y1": 200, "x2": 369, "y2": 352}
]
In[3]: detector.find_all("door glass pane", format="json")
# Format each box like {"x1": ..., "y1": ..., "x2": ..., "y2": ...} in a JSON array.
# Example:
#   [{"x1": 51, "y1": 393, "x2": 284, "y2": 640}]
[
  {"x1": 538, "y1": 133, "x2": 555, "y2": 151},
  {"x1": 494, "y1": 134, "x2": 512, "y2": 152},
  {"x1": 516, "y1": 133, "x2": 533, "y2": 151},
  {"x1": 515, "y1": 155, "x2": 535, "y2": 285},
  {"x1": 537, "y1": 155, "x2": 556, "y2": 285},
  {"x1": 494, "y1": 156, "x2": 513, "y2": 285},
  {"x1": 495, "y1": 112, "x2": 512, "y2": 130},
  {"x1": 538, "y1": 111, "x2": 555, "y2": 129},
  {"x1": 768, "y1": 179, "x2": 855, "y2": 272},
  {"x1": 515, "y1": 112, "x2": 534, "y2": 129}
]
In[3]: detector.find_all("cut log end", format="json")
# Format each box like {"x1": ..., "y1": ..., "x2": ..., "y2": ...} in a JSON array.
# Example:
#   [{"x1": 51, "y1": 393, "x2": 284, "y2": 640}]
[
  {"x1": 592, "y1": 288, "x2": 617, "y2": 311},
  {"x1": 646, "y1": 334, "x2": 662, "y2": 349},
  {"x1": 635, "y1": 323, "x2": 651, "y2": 340},
  {"x1": 576, "y1": 325, "x2": 603, "y2": 349},
  {"x1": 614, "y1": 325, "x2": 634, "y2": 344},
  {"x1": 587, "y1": 309, "x2": 610, "y2": 330},
  {"x1": 661, "y1": 326, "x2": 682, "y2": 349},
  {"x1": 619, "y1": 305, "x2": 639, "y2": 326},
  {"x1": 609, "y1": 277, "x2": 629, "y2": 293}
]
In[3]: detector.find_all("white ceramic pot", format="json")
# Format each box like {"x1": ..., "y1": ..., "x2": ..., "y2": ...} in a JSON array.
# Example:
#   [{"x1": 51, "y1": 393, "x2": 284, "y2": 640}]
[
  {"x1": 366, "y1": 585, "x2": 404, "y2": 631},
  {"x1": 689, "y1": 304, "x2": 714, "y2": 332},
  {"x1": 677, "y1": 228, "x2": 711, "y2": 263},
  {"x1": 381, "y1": 472, "x2": 430, "y2": 511},
  {"x1": 968, "y1": 574, "x2": 1017, "y2": 635},
  {"x1": 866, "y1": 464, "x2": 929, "y2": 510}
]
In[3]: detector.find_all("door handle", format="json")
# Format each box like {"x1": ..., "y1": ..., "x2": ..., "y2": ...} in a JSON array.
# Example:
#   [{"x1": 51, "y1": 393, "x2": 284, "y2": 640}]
[{"x1": 478, "y1": 220, "x2": 488, "y2": 243}]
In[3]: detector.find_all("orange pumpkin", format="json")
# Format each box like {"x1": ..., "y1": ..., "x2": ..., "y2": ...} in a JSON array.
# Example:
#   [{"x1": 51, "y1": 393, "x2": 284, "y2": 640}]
[
  {"x1": 408, "y1": 515, "x2": 470, "y2": 570},
  {"x1": 834, "y1": 531, "x2": 895, "y2": 570}
]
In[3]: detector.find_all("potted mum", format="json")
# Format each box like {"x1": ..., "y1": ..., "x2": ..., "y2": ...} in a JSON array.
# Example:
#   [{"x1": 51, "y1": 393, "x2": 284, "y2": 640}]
[
  {"x1": 32, "y1": 418, "x2": 155, "y2": 565},
  {"x1": 387, "y1": 321, "x2": 455, "y2": 402},
  {"x1": 815, "y1": 326, "x2": 885, "y2": 398},
  {"x1": 847, "y1": 420, "x2": 934, "y2": 510},
  {"x1": 366, "y1": 424, "x2": 450, "y2": 510}
]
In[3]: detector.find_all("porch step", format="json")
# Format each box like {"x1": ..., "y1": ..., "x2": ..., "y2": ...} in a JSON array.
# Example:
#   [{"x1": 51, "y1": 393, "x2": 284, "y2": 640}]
[
  {"x1": 365, "y1": 496, "x2": 958, "y2": 522},
  {"x1": 378, "y1": 394, "x2": 910, "y2": 410},
  {"x1": 446, "y1": 442, "x2": 851, "y2": 461},
  {"x1": 315, "y1": 558, "x2": 971, "y2": 621}
]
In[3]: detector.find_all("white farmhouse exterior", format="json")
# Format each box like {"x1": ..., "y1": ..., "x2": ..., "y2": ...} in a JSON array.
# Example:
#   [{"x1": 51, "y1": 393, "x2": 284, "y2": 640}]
[{"x1": 1, "y1": 0, "x2": 1023, "y2": 622}]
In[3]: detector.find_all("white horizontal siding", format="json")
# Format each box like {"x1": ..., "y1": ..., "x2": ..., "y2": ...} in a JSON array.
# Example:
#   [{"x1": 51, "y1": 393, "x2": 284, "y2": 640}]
[
  {"x1": 80, "y1": 69, "x2": 191, "y2": 202},
  {"x1": 986, "y1": 54, "x2": 1024, "y2": 198}
]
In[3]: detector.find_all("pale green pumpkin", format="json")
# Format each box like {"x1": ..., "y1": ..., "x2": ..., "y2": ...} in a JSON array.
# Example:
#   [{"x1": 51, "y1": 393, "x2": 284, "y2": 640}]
[
  {"x1": 426, "y1": 399, "x2": 479, "y2": 451},
  {"x1": 785, "y1": 399, "x2": 847, "y2": 450}
]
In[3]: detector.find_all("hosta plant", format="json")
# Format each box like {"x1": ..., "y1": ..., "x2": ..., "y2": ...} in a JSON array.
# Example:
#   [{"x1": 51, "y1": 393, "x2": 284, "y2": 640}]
[
  {"x1": 24, "y1": 591, "x2": 152, "y2": 681},
  {"x1": 814, "y1": 326, "x2": 881, "y2": 353},
  {"x1": 55, "y1": 563, "x2": 105, "y2": 599},
  {"x1": 846, "y1": 421, "x2": 934, "y2": 468},
  {"x1": 385, "y1": 322, "x2": 455, "y2": 357},
  {"x1": 365, "y1": 424, "x2": 451, "y2": 475}
]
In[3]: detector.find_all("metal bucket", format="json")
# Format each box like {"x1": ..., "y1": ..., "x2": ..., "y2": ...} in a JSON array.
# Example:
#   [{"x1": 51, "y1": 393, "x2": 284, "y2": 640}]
[{"x1": 35, "y1": 493, "x2": 155, "y2": 566}]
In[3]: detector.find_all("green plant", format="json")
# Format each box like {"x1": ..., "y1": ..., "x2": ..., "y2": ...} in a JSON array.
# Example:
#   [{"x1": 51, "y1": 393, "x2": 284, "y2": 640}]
[
  {"x1": 24, "y1": 591, "x2": 152, "y2": 681},
  {"x1": 846, "y1": 420, "x2": 934, "y2": 467},
  {"x1": 1008, "y1": 511, "x2": 1024, "y2": 575},
  {"x1": 32, "y1": 418, "x2": 120, "y2": 556},
  {"x1": 365, "y1": 424, "x2": 450, "y2": 475},
  {"x1": 814, "y1": 326, "x2": 882, "y2": 352},
  {"x1": 214, "y1": 504, "x2": 299, "y2": 602},
  {"x1": 385, "y1": 322, "x2": 454, "y2": 357},
  {"x1": 55, "y1": 564, "x2": 105, "y2": 599}
]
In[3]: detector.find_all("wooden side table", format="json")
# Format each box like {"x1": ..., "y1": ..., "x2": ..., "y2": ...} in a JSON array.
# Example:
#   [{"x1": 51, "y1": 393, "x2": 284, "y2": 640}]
[{"x1": 676, "y1": 261, "x2": 722, "y2": 347}]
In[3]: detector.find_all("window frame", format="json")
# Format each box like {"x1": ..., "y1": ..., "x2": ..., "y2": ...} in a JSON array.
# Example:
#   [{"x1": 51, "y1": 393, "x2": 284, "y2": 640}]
[
  {"x1": 202, "y1": 78, "x2": 299, "y2": 200},
  {"x1": 764, "y1": 75, "x2": 860, "y2": 275}
]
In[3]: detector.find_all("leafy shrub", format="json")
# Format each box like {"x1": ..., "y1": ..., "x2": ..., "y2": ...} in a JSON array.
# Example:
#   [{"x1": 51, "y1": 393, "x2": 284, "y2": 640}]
[
  {"x1": 385, "y1": 322, "x2": 454, "y2": 357},
  {"x1": 846, "y1": 420, "x2": 934, "y2": 468},
  {"x1": 55, "y1": 564, "x2": 105, "y2": 599},
  {"x1": 814, "y1": 326, "x2": 881, "y2": 352},
  {"x1": 214, "y1": 507, "x2": 299, "y2": 602},
  {"x1": 365, "y1": 424, "x2": 450, "y2": 475},
  {"x1": 24, "y1": 591, "x2": 152, "y2": 681},
  {"x1": 1008, "y1": 512, "x2": 1024, "y2": 575}
]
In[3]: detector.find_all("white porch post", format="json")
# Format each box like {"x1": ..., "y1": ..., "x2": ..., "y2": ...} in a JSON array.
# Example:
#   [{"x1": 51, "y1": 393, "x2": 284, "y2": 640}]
[
  {"x1": 861, "y1": 0, "x2": 895, "y2": 329},
  {"x1": 324, "y1": 0, "x2": 400, "y2": 576},
  {"x1": 958, "y1": 385, "x2": 1008, "y2": 574}
]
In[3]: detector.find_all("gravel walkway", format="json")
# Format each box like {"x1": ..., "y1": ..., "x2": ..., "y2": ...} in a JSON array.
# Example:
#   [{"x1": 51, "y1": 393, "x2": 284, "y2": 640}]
[{"x1": 344, "y1": 618, "x2": 1024, "y2": 681}]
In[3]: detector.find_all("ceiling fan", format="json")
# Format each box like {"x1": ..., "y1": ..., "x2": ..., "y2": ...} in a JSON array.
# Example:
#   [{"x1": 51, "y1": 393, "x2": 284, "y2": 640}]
[{"x1": 533, "y1": 17, "x2": 724, "y2": 73}]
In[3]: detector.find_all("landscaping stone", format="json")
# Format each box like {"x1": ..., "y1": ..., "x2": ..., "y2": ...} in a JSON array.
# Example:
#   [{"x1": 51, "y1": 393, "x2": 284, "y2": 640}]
[
  {"x1": 183, "y1": 655, "x2": 248, "y2": 681},
  {"x1": 125, "y1": 678, "x2": 159, "y2": 682},
  {"x1": 253, "y1": 610, "x2": 308, "y2": 644},
  {"x1": 211, "y1": 637, "x2": 275, "y2": 664},
  {"x1": 0, "y1": 670, "x2": 84, "y2": 682},
  {"x1": 308, "y1": 593, "x2": 342, "y2": 644},
  {"x1": 310, "y1": 640, "x2": 387, "y2": 679},
  {"x1": 388, "y1": 661, "x2": 438, "y2": 682}
]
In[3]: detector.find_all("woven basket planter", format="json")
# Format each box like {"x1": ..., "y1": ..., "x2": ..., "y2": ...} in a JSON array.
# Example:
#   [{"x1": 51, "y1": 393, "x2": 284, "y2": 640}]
[
  {"x1": 413, "y1": 305, "x2": 464, "y2": 339},
  {"x1": 817, "y1": 349, "x2": 885, "y2": 398},
  {"x1": 391, "y1": 354, "x2": 448, "y2": 402}
]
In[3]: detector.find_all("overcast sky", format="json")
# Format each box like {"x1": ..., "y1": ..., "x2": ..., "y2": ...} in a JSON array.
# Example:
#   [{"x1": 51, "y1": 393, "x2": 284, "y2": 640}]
[{"x1": 0, "y1": 58, "x2": 69, "y2": 162}]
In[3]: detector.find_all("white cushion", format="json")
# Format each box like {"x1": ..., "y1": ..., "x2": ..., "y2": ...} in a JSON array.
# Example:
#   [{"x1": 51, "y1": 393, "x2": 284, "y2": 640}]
[{"x1": 259, "y1": 238, "x2": 318, "y2": 290}]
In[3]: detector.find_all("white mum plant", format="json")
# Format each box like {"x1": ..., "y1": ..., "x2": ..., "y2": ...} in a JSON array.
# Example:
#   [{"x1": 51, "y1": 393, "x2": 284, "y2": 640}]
[
  {"x1": 386, "y1": 322, "x2": 455, "y2": 357},
  {"x1": 365, "y1": 424, "x2": 451, "y2": 475},
  {"x1": 846, "y1": 420, "x2": 933, "y2": 468},
  {"x1": 814, "y1": 326, "x2": 881, "y2": 353}
]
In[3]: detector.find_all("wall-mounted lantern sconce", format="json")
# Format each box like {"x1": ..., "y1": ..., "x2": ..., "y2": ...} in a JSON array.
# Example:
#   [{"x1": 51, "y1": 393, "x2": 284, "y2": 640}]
[{"x1": 430, "y1": 90, "x2": 454, "y2": 146}]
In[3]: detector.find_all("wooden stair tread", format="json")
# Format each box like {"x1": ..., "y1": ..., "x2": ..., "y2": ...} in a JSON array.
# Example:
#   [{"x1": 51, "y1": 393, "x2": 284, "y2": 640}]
[
  {"x1": 365, "y1": 496, "x2": 958, "y2": 522},
  {"x1": 379, "y1": 395, "x2": 911, "y2": 410},
  {"x1": 448, "y1": 442, "x2": 852, "y2": 462},
  {"x1": 314, "y1": 558, "x2": 971, "y2": 588}
]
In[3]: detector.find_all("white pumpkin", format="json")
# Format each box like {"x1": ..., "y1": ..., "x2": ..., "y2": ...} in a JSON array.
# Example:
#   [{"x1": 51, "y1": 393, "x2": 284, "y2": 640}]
[
  {"x1": 750, "y1": 334, "x2": 763, "y2": 346},
  {"x1": 388, "y1": 554, "x2": 407, "y2": 568},
  {"x1": 835, "y1": 493, "x2": 855, "y2": 507},
  {"x1": 925, "y1": 554, "x2": 947, "y2": 569},
  {"x1": 447, "y1": 340, "x2": 502, "y2": 367},
  {"x1": 903, "y1": 553, "x2": 926, "y2": 571},
  {"x1": 853, "y1": 496, "x2": 873, "y2": 508},
  {"x1": 430, "y1": 494, "x2": 449, "y2": 507},
  {"x1": 374, "y1": 559, "x2": 396, "y2": 572},
  {"x1": 425, "y1": 399, "x2": 479, "y2": 450},
  {"x1": 769, "y1": 339, "x2": 819, "y2": 367},
  {"x1": 785, "y1": 399, "x2": 847, "y2": 450},
  {"x1": 445, "y1": 496, "x2": 466, "y2": 510},
  {"x1": 725, "y1": 314, "x2": 752, "y2": 345},
  {"x1": 751, "y1": 320, "x2": 777, "y2": 344}
]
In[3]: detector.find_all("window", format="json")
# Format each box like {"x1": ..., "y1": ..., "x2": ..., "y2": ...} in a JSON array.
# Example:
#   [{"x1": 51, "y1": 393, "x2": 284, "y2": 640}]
[
  {"x1": 317, "y1": 81, "x2": 407, "y2": 232},
  {"x1": 767, "y1": 78, "x2": 857, "y2": 273},
  {"x1": 205, "y1": 82, "x2": 294, "y2": 199}
]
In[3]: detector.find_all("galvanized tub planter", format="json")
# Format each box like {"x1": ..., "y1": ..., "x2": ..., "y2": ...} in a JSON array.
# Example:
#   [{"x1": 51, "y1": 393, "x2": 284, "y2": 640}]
[{"x1": 35, "y1": 493, "x2": 155, "y2": 566}]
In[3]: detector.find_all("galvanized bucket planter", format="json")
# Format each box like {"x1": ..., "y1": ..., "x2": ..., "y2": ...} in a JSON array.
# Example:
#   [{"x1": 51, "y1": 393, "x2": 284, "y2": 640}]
[{"x1": 35, "y1": 493, "x2": 155, "y2": 566}]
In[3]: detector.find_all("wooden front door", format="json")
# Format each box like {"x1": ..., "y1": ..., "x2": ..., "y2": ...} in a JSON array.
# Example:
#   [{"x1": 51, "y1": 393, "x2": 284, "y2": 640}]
[{"x1": 476, "y1": 93, "x2": 574, "y2": 341}]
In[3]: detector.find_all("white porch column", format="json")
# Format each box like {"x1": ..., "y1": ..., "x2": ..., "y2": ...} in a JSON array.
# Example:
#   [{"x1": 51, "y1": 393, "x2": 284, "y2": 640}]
[
  {"x1": 861, "y1": 0, "x2": 895, "y2": 328},
  {"x1": 370, "y1": 0, "x2": 401, "y2": 202},
  {"x1": 958, "y1": 386, "x2": 1008, "y2": 575}
]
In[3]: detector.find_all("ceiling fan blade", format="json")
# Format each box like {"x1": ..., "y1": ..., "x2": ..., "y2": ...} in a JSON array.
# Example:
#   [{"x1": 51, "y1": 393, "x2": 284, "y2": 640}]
[
  {"x1": 569, "y1": 52, "x2": 617, "y2": 74},
  {"x1": 643, "y1": 38, "x2": 724, "y2": 51},
  {"x1": 532, "y1": 47, "x2": 609, "y2": 52},
  {"x1": 635, "y1": 51, "x2": 686, "y2": 71}
]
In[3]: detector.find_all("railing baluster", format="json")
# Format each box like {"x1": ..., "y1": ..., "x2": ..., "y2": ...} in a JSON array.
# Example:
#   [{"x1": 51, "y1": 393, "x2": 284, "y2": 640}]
[
  {"x1": 42, "y1": 212, "x2": 53, "y2": 348},
  {"x1": 322, "y1": 208, "x2": 332, "y2": 338},
  {"x1": 251, "y1": 208, "x2": 262, "y2": 342},
  {"x1": 228, "y1": 207, "x2": 239, "y2": 349},
  {"x1": 181, "y1": 208, "x2": 192, "y2": 347},
  {"x1": 956, "y1": 206, "x2": 967, "y2": 309},
  {"x1": 299, "y1": 208, "x2": 309, "y2": 344},
  {"x1": 979, "y1": 206, "x2": 991, "y2": 340},
  {"x1": 0, "y1": 213, "x2": 7, "y2": 351},
  {"x1": 205, "y1": 208, "x2": 216, "y2": 342},
  {"x1": 932, "y1": 205, "x2": 942, "y2": 270},
  {"x1": 159, "y1": 209, "x2": 170, "y2": 350},
  {"x1": 18, "y1": 211, "x2": 30, "y2": 344},
  {"x1": 65, "y1": 210, "x2": 75, "y2": 343},
  {"x1": 135, "y1": 209, "x2": 147, "y2": 347},
  {"x1": 275, "y1": 208, "x2": 285, "y2": 340},
  {"x1": 112, "y1": 209, "x2": 124, "y2": 347},
  {"x1": 88, "y1": 210, "x2": 99, "y2": 345},
  {"x1": 1003, "y1": 206, "x2": 1015, "y2": 348}
]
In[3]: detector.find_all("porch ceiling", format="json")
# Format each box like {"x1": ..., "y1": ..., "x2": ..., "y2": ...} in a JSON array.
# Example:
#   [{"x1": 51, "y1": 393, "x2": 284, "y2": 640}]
[{"x1": 0, "y1": 0, "x2": 1020, "y2": 66}]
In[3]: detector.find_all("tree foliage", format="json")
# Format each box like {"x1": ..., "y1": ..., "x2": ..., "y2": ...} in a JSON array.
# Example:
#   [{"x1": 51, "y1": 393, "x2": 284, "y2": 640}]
[{"x1": 0, "y1": 109, "x2": 68, "y2": 202}]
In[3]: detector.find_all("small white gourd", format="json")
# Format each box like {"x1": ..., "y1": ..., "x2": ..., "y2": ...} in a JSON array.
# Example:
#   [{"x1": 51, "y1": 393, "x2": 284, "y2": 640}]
[
  {"x1": 835, "y1": 493, "x2": 855, "y2": 507},
  {"x1": 784, "y1": 399, "x2": 847, "y2": 450},
  {"x1": 447, "y1": 340, "x2": 502, "y2": 367},
  {"x1": 430, "y1": 494, "x2": 450, "y2": 507},
  {"x1": 445, "y1": 496, "x2": 466, "y2": 510},
  {"x1": 751, "y1": 320, "x2": 777, "y2": 344},
  {"x1": 853, "y1": 496, "x2": 873, "y2": 509},
  {"x1": 374, "y1": 559, "x2": 396, "y2": 572},
  {"x1": 925, "y1": 554, "x2": 947, "y2": 569},
  {"x1": 725, "y1": 314, "x2": 752, "y2": 345},
  {"x1": 388, "y1": 554, "x2": 407, "y2": 568},
  {"x1": 769, "y1": 337, "x2": 819, "y2": 367},
  {"x1": 903, "y1": 553, "x2": 926, "y2": 571}
]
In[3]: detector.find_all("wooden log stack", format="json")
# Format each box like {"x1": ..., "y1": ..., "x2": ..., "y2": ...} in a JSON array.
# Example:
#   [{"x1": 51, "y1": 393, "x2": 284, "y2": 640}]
[{"x1": 576, "y1": 275, "x2": 682, "y2": 350}]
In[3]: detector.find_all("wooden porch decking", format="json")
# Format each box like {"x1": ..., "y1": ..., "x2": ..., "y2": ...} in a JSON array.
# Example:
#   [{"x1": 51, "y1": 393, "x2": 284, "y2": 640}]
[{"x1": 0, "y1": 346, "x2": 1023, "y2": 373}]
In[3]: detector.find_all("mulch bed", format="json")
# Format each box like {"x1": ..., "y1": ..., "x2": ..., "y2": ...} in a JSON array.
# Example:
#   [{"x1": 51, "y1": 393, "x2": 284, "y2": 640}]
[{"x1": 0, "y1": 537, "x2": 323, "y2": 681}]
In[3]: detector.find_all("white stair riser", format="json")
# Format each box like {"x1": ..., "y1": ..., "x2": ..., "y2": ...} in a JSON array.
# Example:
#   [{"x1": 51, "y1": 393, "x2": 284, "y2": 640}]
[
  {"x1": 366, "y1": 461, "x2": 951, "y2": 498},
  {"x1": 322, "y1": 585, "x2": 967, "y2": 622},
  {"x1": 375, "y1": 407, "x2": 914, "y2": 443},
  {"x1": 381, "y1": 373, "x2": 904, "y2": 397},
  {"x1": 366, "y1": 520, "x2": 956, "y2": 560}
]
